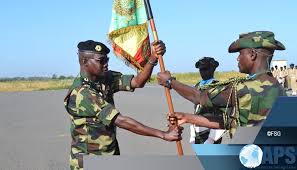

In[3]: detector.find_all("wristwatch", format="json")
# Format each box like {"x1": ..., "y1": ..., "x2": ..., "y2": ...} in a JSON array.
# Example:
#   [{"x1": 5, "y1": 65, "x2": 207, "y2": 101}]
[
  {"x1": 165, "y1": 77, "x2": 176, "y2": 89},
  {"x1": 148, "y1": 58, "x2": 158, "y2": 66}
]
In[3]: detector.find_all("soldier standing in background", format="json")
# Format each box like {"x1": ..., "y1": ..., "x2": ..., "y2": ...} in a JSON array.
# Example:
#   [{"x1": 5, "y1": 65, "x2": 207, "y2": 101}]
[
  {"x1": 279, "y1": 67, "x2": 285, "y2": 87},
  {"x1": 274, "y1": 65, "x2": 280, "y2": 80},
  {"x1": 284, "y1": 65, "x2": 289, "y2": 89},
  {"x1": 189, "y1": 57, "x2": 225, "y2": 144},
  {"x1": 287, "y1": 64, "x2": 294, "y2": 90},
  {"x1": 289, "y1": 64, "x2": 297, "y2": 95},
  {"x1": 271, "y1": 67, "x2": 276, "y2": 77}
]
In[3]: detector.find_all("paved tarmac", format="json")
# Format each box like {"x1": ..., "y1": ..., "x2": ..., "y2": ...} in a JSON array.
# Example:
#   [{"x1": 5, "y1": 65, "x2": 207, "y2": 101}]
[{"x1": 0, "y1": 86, "x2": 196, "y2": 170}]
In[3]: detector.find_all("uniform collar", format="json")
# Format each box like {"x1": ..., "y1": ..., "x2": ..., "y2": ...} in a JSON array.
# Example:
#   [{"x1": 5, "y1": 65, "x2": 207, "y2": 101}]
[
  {"x1": 247, "y1": 71, "x2": 267, "y2": 80},
  {"x1": 79, "y1": 72, "x2": 107, "y2": 84},
  {"x1": 247, "y1": 73, "x2": 256, "y2": 80},
  {"x1": 199, "y1": 78, "x2": 215, "y2": 86},
  {"x1": 80, "y1": 72, "x2": 92, "y2": 83},
  {"x1": 79, "y1": 72, "x2": 100, "y2": 89}
]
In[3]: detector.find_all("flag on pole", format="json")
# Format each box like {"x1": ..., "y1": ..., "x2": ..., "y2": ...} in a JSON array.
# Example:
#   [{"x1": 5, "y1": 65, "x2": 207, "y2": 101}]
[{"x1": 108, "y1": 0, "x2": 150, "y2": 72}]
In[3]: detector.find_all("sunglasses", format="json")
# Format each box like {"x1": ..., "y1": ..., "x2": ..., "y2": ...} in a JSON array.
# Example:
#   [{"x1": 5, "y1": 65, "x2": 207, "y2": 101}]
[{"x1": 95, "y1": 57, "x2": 109, "y2": 64}]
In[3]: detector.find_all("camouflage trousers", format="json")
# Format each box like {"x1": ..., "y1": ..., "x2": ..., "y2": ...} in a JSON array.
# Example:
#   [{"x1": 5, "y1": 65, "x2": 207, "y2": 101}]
[
  {"x1": 70, "y1": 150, "x2": 99, "y2": 170},
  {"x1": 70, "y1": 149, "x2": 84, "y2": 170}
]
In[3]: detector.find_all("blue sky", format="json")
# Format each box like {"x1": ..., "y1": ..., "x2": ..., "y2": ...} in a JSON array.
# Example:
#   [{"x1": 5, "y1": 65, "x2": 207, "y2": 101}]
[{"x1": 1, "y1": 0, "x2": 296, "y2": 77}]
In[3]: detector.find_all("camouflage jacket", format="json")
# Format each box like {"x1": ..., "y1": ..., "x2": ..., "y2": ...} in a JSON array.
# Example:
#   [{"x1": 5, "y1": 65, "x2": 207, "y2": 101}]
[
  {"x1": 64, "y1": 71, "x2": 134, "y2": 155},
  {"x1": 194, "y1": 79, "x2": 219, "y2": 116},
  {"x1": 198, "y1": 72, "x2": 286, "y2": 137}
]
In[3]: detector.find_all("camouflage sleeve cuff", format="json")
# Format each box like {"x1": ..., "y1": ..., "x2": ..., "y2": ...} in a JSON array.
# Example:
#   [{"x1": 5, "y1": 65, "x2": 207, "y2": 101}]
[
  {"x1": 99, "y1": 103, "x2": 120, "y2": 126},
  {"x1": 119, "y1": 74, "x2": 135, "y2": 92}
]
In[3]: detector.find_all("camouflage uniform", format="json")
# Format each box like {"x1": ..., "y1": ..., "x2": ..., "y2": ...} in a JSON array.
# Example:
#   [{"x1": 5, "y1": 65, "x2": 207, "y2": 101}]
[
  {"x1": 192, "y1": 79, "x2": 226, "y2": 144},
  {"x1": 198, "y1": 31, "x2": 286, "y2": 137},
  {"x1": 190, "y1": 57, "x2": 225, "y2": 144},
  {"x1": 199, "y1": 74, "x2": 286, "y2": 136},
  {"x1": 64, "y1": 71, "x2": 134, "y2": 170}
]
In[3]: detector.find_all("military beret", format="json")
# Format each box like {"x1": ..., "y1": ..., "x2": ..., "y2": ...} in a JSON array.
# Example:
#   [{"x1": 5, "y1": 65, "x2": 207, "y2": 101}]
[
  {"x1": 77, "y1": 40, "x2": 110, "y2": 54},
  {"x1": 228, "y1": 31, "x2": 285, "y2": 53},
  {"x1": 195, "y1": 57, "x2": 219, "y2": 69}
]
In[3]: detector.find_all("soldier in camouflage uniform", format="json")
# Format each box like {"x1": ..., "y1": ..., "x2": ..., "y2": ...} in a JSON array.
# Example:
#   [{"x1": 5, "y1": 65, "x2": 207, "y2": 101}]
[
  {"x1": 64, "y1": 40, "x2": 182, "y2": 170},
  {"x1": 189, "y1": 57, "x2": 225, "y2": 144},
  {"x1": 158, "y1": 31, "x2": 286, "y2": 138}
]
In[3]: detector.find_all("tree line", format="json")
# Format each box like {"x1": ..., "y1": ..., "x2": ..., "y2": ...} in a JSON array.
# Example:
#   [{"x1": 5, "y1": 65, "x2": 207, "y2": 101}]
[{"x1": 0, "y1": 74, "x2": 75, "y2": 82}]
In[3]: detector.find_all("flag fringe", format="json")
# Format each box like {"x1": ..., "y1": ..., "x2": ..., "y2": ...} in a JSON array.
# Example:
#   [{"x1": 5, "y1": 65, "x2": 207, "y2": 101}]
[
  {"x1": 112, "y1": 42, "x2": 145, "y2": 72},
  {"x1": 108, "y1": 22, "x2": 148, "y2": 38},
  {"x1": 108, "y1": 22, "x2": 150, "y2": 72}
]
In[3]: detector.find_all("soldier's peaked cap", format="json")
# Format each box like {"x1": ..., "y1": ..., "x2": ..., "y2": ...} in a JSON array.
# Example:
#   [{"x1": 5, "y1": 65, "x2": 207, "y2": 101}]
[
  {"x1": 78, "y1": 40, "x2": 110, "y2": 54},
  {"x1": 228, "y1": 31, "x2": 285, "y2": 53}
]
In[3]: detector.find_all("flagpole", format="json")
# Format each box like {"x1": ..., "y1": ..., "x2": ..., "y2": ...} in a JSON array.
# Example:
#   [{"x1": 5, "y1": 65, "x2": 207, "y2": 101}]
[{"x1": 144, "y1": 0, "x2": 184, "y2": 156}]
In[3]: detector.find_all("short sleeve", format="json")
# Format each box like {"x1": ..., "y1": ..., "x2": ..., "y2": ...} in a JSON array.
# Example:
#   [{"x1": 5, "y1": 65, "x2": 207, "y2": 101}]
[
  {"x1": 110, "y1": 71, "x2": 134, "y2": 93},
  {"x1": 119, "y1": 74, "x2": 134, "y2": 91},
  {"x1": 198, "y1": 85, "x2": 235, "y2": 129},
  {"x1": 200, "y1": 85, "x2": 231, "y2": 108}
]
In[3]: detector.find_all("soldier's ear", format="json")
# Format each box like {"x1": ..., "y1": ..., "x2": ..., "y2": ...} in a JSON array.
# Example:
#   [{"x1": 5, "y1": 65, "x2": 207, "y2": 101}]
[
  {"x1": 79, "y1": 54, "x2": 89, "y2": 66},
  {"x1": 82, "y1": 58, "x2": 89, "y2": 66},
  {"x1": 250, "y1": 49, "x2": 257, "y2": 61}
]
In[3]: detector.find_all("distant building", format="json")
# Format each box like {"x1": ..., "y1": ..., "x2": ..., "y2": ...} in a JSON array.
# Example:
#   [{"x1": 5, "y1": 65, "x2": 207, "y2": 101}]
[{"x1": 271, "y1": 60, "x2": 287, "y2": 68}]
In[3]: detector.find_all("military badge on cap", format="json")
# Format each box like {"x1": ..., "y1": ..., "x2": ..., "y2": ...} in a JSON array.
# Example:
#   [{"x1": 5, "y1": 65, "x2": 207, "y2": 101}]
[
  {"x1": 77, "y1": 40, "x2": 110, "y2": 55},
  {"x1": 95, "y1": 45, "x2": 102, "y2": 52}
]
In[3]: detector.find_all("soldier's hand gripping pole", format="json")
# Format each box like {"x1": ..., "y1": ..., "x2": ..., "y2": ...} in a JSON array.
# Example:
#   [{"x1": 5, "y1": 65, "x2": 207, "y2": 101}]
[{"x1": 144, "y1": 0, "x2": 184, "y2": 156}]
